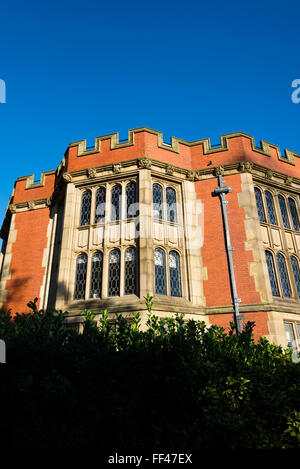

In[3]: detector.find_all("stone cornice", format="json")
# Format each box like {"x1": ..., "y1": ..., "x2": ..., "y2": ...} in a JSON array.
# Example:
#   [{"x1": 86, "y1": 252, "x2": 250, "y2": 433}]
[{"x1": 7, "y1": 158, "x2": 300, "y2": 217}]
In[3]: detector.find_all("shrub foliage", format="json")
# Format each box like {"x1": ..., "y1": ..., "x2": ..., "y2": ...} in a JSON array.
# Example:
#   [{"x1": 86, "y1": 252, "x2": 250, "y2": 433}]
[{"x1": 1, "y1": 296, "x2": 300, "y2": 448}]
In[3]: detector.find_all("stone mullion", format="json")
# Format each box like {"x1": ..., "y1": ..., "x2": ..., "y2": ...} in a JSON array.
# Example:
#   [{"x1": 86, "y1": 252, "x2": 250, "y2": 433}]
[
  {"x1": 101, "y1": 183, "x2": 111, "y2": 299},
  {"x1": 55, "y1": 182, "x2": 77, "y2": 309},
  {"x1": 139, "y1": 169, "x2": 154, "y2": 299}
]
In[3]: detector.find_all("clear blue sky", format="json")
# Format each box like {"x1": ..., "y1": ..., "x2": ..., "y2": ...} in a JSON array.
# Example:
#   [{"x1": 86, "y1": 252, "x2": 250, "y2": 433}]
[{"x1": 1, "y1": 0, "x2": 300, "y2": 227}]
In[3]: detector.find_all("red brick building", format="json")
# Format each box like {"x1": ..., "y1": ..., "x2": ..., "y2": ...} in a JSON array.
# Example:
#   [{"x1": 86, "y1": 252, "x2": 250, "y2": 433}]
[{"x1": 1, "y1": 127, "x2": 300, "y2": 352}]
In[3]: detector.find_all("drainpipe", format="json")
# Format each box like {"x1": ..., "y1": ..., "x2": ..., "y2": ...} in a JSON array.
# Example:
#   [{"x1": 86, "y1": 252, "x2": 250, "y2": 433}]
[{"x1": 212, "y1": 175, "x2": 242, "y2": 334}]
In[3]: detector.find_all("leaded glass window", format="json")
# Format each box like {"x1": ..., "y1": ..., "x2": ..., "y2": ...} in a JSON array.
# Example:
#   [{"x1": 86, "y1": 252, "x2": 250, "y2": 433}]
[
  {"x1": 291, "y1": 256, "x2": 300, "y2": 299},
  {"x1": 276, "y1": 253, "x2": 292, "y2": 298},
  {"x1": 154, "y1": 248, "x2": 166, "y2": 295},
  {"x1": 265, "y1": 191, "x2": 278, "y2": 226},
  {"x1": 111, "y1": 185, "x2": 122, "y2": 221},
  {"x1": 166, "y1": 187, "x2": 177, "y2": 223},
  {"x1": 95, "y1": 187, "x2": 106, "y2": 224},
  {"x1": 74, "y1": 253, "x2": 87, "y2": 299},
  {"x1": 80, "y1": 190, "x2": 91, "y2": 226},
  {"x1": 265, "y1": 250, "x2": 280, "y2": 297},
  {"x1": 153, "y1": 184, "x2": 163, "y2": 220},
  {"x1": 108, "y1": 249, "x2": 120, "y2": 296},
  {"x1": 169, "y1": 251, "x2": 181, "y2": 297},
  {"x1": 278, "y1": 195, "x2": 290, "y2": 229},
  {"x1": 126, "y1": 182, "x2": 138, "y2": 218},
  {"x1": 288, "y1": 198, "x2": 300, "y2": 231},
  {"x1": 124, "y1": 247, "x2": 137, "y2": 295},
  {"x1": 254, "y1": 187, "x2": 266, "y2": 223},
  {"x1": 90, "y1": 251, "x2": 103, "y2": 298}
]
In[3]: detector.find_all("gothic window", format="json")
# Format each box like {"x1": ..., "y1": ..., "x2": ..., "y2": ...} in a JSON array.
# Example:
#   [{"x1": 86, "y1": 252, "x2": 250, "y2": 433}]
[
  {"x1": 126, "y1": 182, "x2": 137, "y2": 218},
  {"x1": 254, "y1": 187, "x2": 266, "y2": 223},
  {"x1": 291, "y1": 256, "x2": 300, "y2": 299},
  {"x1": 111, "y1": 184, "x2": 122, "y2": 221},
  {"x1": 74, "y1": 253, "x2": 87, "y2": 299},
  {"x1": 124, "y1": 247, "x2": 137, "y2": 295},
  {"x1": 153, "y1": 184, "x2": 163, "y2": 220},
  {"x1": 154, "y1": 248, "x2": 166, "y2": 295},
  {"x1": 276, "y1": 253, "x2": 292, "y2": 298},
  {"x1": 288, "y1": 198, "x2": 300, "y2": 231},
  {"x1": 265, "y1": 250, "x2": 280, "y2": 297},
  {"x1": 80, "y1": 190, "x2": 91, "y2": 226},
  {"x1": 265, "y1": 191, "x2": 278, "y2": 226},
  {"x1": 90, "y1": 251, "x2": 103, "y2": 298},
  {"x1": 95, "y1": 187, "x2": 106, "y2": 224},
  {"x1": 278, "y1": 195, "x2": 290, "y2": 229},
  {"x1": 169, "y1": 251, "x2": 181, "y2": 297},
  {"x1": 108, "y1": 249, "x2": 120, "y2": 296},
  {"x1": 166, "y1": 187, "x2": 177, "y2": 223}
]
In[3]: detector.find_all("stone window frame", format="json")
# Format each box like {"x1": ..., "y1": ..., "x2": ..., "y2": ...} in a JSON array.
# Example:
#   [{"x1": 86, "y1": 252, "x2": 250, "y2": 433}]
[
  {"x1": 151, "y1": 178, "x2": 188, "y2": 301},
  {"x1": 264, "y1": 247, "x2": 300, "y2": 300},
  {"x1": 154, "y1": 246, "x2": 183, "y2": 298},
  {"x1": 70, "y1": 177, "x2": 139, "y2": 303},
  {"x1": 284, "y1": 320, "x2": 300, "y2": 358},
  {"x1": 255, "y1": 183, "x2": 300, "y2": 302}
]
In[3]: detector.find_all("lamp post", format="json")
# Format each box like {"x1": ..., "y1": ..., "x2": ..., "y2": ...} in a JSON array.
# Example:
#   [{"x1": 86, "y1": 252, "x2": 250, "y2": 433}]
[{"x1": 212, "y1": 175, "x2": 242, "y2": 334}]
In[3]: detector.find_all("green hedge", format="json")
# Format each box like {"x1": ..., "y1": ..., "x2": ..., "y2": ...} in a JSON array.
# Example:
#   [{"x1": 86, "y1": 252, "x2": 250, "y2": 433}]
[{"x1": 1, "y1": 297, "x2": 300, "y2": 449}]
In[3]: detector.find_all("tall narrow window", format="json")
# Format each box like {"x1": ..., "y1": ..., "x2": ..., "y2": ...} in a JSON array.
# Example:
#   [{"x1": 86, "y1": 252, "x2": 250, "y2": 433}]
[
  {"x1": 265, "y1": 250, "x2": 280, "y2": 297},
  {"x1": 108, "y1": 249, "x2": 120, "y2": 296},
  {"x1": 154, "y1": 248, "x2": 166, "y2": 295},
  {"x1": 169, "y1": 251, "x2": 181, "y2": 297},
  {"x1": 166, "y1": 187, "x2": 177, "y2": 223},
  {"x1": 95, "y1": 187, "x2": 106, "y2": 224},
  {"x1": 284, "y1": 323, "x2": 296, "y2": 351},
  {"x1": 90, "y1": 251, "x2": 103, "y2": 298},
  {"x1": 288, "y1": 198, "x2": 300, "y2": 231},
  {"x1": 80, "y1": 190, "x2": 91, "y2": 226},
  {"x1": 74, "y1": 253, "x2": 87, "y2": 299},
  {"x1": 124, "y1": 247, "x2": 137, "y2": 295},
  {"x1": 126, "y1": 182, "x2": 137, "y2": 218},
  {"x1": 276, "y1": 253, "x2": 292, "y2": 298},
  {"x1": 111, "y1": 185, "x2": 122, "y2": 221},
  {"x1": 278, "y1": 195, "x2": 290, "y2": 229},
  {"x1": 265, "y1": 191, "x2": 278, "y2": 226},
  {"x1": 153, "y1": 184, "x2": 163, "y2": 220},
  {"x1": 291, "y1": 256, "x2": 300, "y2": 299},
  {"x1": 254, "y1": 187, "x2": 266, "y2": 223}
]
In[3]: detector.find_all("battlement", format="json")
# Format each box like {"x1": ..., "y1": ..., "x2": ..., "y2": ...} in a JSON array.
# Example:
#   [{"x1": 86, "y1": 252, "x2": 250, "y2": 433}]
[{"x1": 9, "y1": 127, "x2": 300, "y2": 206}]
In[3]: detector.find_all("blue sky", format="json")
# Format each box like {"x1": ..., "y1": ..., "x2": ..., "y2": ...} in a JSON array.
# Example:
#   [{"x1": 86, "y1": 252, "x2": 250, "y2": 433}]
[{"x1": 1, "y1": 0, "x2": 300, "y2": 227}]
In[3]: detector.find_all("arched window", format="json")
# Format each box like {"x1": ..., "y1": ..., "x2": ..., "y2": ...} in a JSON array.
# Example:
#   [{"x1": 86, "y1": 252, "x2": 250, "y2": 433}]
[
  {"x1": 111, "y1": 185, "x2": 122, "y2": 221},
  {"x1": 276, "y1": 253, "x2": 292, "y2": 298},
  {"x1": 95, "y1": 187, "x2": 106, "y2": 224},
  {"x1": 254, "y1": 187, "x2": 266, "y2": 223},
  {"x1": 108, "y1": 249, "x2": 120, "y2": 296},
  {"x1": 126, "y1": 182, "x2": 137, "y2": 218},
  {"x1": 288, "y1": 198, "x2": 300, "y2": 231},
  {"x1": 124, "y1": 247, "x2": 137, "y2": 295},
  {"x1": 90, "y1": 251, "x2": 103, "y2": 298},
  {"x1": 74, "y1": 253, "x2": 87, "y2": 299},
  {"x1": 265, "y1": 250, "x2": 280, "y2": 297},
  {"x1": 153, "y1": 184, "x2": 163, "y2": 220},
  {"x1": 154, "y1": 248, "x2": 166, "y2": 295},
  {"x1": 166, "y1": 187, "x2": 177, "y2": 223},
  {"x1": 169, "y1": 251, "x2": 181, "y2": 297},
  {"x1": 291, "y1": 256, "x2": 300, "y2": 299},
  {"x1": 278, "y1": 195, "x2": 290, "y2": 229},
  {"x1": 80, "y1": 190, "x2": 91, "y2": 226},
  {"x1": 265, "y1": 191, "x2": 278, "y2": 226}
]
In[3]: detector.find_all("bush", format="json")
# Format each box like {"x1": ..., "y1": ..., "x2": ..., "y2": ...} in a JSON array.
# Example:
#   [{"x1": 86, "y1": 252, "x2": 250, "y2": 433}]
[{"x1": 1, "y1": 297, "x2": 300, "y2": 448}]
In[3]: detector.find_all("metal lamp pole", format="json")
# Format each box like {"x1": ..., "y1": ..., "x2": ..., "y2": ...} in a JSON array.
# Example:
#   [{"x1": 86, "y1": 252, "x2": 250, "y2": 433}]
[{"x1": 212, "y1": 175, "x2": 242, "y2": 334}]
